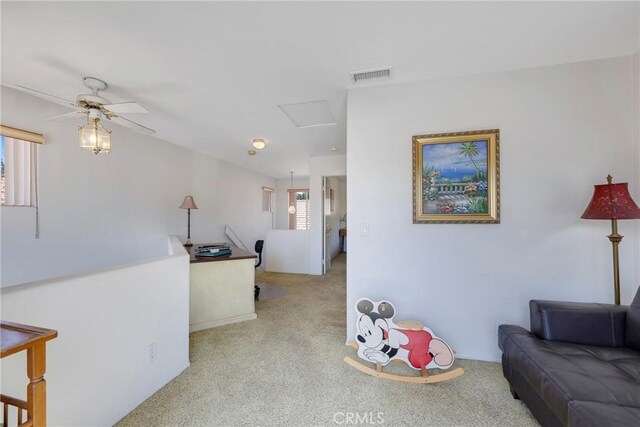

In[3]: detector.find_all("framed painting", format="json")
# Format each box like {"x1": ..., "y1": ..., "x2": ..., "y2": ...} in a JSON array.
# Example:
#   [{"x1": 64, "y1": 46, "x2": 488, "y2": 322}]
[{"x1": 412, "y1": 129, "x2": 500, "y2": 224}]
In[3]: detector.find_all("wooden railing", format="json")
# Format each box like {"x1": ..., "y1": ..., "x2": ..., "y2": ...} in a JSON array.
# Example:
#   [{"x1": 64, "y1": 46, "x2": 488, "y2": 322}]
[
  {"x1": 1, "y1": 394, "x2": 29, "y2": 427},
  {"x1": 1, "y1": 321, "x2": 57, "y2": 427}
]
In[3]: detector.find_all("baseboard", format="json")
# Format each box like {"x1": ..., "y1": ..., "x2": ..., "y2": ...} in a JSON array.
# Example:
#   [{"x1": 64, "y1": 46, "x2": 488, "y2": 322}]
[
  {"x1": 454, "y1": 353, "x2": 501, "y2": 363},
  {"x1": 189, "y1": 313, "x2": 257, "y2": 333}
]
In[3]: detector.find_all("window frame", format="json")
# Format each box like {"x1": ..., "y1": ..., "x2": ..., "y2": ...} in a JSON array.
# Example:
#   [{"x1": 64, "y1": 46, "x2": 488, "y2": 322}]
[
  {"x1": 1, "y1": 125, "x2": 43, "y2": 208},
  {"x1": 261, "y1": 186, "x2": 275, "y2": 213},
  {"x1": 288, "y1": 188, "x2": 310, "y2": 230}
]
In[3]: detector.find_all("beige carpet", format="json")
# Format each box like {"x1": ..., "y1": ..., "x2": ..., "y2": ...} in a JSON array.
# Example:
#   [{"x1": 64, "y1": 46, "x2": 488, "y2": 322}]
[{"x1": 118, "y1": 254, "x2": 537, "y2": 426}]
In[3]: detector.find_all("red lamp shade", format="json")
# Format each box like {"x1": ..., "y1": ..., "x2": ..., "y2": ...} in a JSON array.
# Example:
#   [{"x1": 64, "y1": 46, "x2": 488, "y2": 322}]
[{"x1": 581, "y1": 181, "x2": 640, "y2": 220}]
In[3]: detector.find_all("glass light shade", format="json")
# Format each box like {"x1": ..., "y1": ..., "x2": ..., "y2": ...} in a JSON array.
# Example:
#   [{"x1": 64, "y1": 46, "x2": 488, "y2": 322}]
[
  {"x1": 79, "y1": 119, "x2": 111, "y2": 154},
  {"x1": 252, "y1": 138, "x2": 266, "y2": 150},
  {"x1": 287, "y1": 170, "x2": 296, "y2": 214}
]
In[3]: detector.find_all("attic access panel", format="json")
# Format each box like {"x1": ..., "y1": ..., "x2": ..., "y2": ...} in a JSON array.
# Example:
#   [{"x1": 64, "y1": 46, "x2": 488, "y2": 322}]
[{"x1": 278, "y1": 100, "x2": 337, "y2": 128}]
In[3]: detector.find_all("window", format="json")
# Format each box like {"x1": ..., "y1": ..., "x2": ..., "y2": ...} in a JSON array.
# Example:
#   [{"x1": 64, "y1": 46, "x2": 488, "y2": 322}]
[
  {"x1": 288, "y1": 189, "x2": 310, "y2": 230},
  {"x1": 0, "y1": 125, "x2": 43, "y2": 207},
  {"x1": 262, "y1": 186, "x2": 274, "y2": 212}
]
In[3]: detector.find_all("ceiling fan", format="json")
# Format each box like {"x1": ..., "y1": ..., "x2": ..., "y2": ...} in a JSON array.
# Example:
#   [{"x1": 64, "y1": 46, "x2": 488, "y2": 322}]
[{"x1": 8, "y1": 77, "x2": 155, "y2": 135}]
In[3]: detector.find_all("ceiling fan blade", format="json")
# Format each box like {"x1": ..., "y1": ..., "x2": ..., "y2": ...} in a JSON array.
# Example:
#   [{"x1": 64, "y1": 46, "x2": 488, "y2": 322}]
[
  {"x1": 47, "y1": 110, "x2": 88, "y2": 122},
  {"x1": 7, "y1": 84, "x2": 78, "y2": 109},
  {"x1": 103, "y1": 101, "x2": 149, "y2": 114},
  {"x1": 107, "y1": 115, "x2": 155, "y2": 135}
]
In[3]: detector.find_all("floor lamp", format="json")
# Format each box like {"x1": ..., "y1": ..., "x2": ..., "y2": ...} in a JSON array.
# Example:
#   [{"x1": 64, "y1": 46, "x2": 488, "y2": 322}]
[
  {"x1": 179, "y1": 195, "x2": 198, "y2": 247},
  {"x1": 581, "y1": 175, "x2": 640, "y2": 304}
]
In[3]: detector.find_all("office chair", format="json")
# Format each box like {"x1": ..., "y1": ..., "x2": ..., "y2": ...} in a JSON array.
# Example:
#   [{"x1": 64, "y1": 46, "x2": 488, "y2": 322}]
[{"x1": 254, "y1": 240, "x2": 264, "y2": 299}]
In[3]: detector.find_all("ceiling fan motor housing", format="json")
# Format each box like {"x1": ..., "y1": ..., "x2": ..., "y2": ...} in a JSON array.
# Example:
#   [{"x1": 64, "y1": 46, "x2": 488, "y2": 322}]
[
  {"x1": 77, "y1": 77, "x2": 110, "y2": 108},
  {"x1": 76, "y1": 94, "x2": 111, "y2": 109}
]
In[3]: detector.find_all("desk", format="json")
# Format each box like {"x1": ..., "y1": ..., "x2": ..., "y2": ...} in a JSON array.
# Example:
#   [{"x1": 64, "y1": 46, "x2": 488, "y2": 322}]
[{"x1": 187, "y1": 243, "x2": 257, "y2": 333}]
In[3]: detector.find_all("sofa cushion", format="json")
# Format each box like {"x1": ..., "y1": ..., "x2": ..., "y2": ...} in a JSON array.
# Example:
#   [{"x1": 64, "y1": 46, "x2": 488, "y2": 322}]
[
  {"x1": 500, "y1": 325, "x2": 640, "y2": 424},
  {"x1": 568, "y1": 401, "x2": 640, "y2": 427},
  {"x1": 627, "y1": 288, "x2": 640, "y2": 351},
  {"x1": 530, "y1": 300, "x2": 626, "y2": 347}
]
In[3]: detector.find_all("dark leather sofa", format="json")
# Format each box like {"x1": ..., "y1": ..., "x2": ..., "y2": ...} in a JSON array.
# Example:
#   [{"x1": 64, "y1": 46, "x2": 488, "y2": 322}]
[{"x1": 498, "y1": 288, "x2": 640, "y2": 426}]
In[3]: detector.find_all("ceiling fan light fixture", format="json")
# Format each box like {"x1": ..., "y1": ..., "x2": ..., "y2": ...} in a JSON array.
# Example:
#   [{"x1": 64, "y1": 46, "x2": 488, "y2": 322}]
[
  {"x1": 10, "y1": 77, "x2": 155, "y2": 152},
  {"x1": 79, "y1": 117, "x2": 111, "y2": 154},
  {"x1": 252, "y1": 138, "x2": 266, "y2": 150}
]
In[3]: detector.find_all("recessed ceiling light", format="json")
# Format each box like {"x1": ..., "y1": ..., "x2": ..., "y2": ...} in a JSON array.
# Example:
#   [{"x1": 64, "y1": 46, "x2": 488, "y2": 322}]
[
  {"x1": 248, "y1": 149, "x2": 256, "y2": 156},
  {"x1": 278, "y1": 100, "x2": 337, "y2": 128},
  {"x1": 252, "y1": 138, "x2": 266, "y2": 149}
]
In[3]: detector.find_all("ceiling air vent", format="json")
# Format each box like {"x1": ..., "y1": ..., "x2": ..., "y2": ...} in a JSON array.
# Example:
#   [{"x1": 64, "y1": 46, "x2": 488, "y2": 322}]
[{"x1": 351, "y1": 67, "x2": 392, "y2": 84}]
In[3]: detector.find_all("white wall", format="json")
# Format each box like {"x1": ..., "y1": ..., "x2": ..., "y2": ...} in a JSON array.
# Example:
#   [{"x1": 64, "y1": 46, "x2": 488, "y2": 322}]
[
  {"x1": 346, "y1": 55, "x2": 640, "y2": 361},
  {"x1": 1, "y1": 236, "x2": 189, "y2": 426},
  {"x1": 275, "y1": 176, "x2": 309, "y2": 230},
  {"x1": 309, "y1": 155, "x2": 346, "y2": 275},
  {"x1": 1, "y1": 86, "x2": 276, "y2": 286},
  {"x1": 265, "y1": 229, "x2": 310, "y2": 274}
]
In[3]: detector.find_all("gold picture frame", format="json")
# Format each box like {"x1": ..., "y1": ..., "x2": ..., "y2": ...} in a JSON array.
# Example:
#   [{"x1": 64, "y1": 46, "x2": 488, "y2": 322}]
[{"x1": 412, "y1": 129, "x2": 500, "y2": 224}]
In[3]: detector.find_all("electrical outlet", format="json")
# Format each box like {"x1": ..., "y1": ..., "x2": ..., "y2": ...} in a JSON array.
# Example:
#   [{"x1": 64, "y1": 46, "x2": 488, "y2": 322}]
[{"x1": 147, "y1": 342, "x2": 158, "y2": 363}]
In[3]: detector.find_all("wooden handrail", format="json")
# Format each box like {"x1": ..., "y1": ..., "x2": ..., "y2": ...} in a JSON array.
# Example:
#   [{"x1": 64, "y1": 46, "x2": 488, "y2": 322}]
[
  {"x1": 1, "y1": 321, "x2": 57, "y2": 359},
  {"x1": 1, "y1": 394, "x2": 28, "y2": 409},
  {"x1": 1, "y1": 321, "x2": 57, "y2": 427},
  {"x1": 2, "y1": 394, "x2": 28, "y2": 427}
]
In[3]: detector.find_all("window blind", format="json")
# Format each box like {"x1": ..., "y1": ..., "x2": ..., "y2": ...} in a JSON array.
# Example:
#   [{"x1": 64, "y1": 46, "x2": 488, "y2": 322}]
[
  {"x1": 288, "y1": 189, "x2": 310, "y2": 230},
  {"x1": 262, "y1": 186, "x2": 274, "y2": 212},
  {"x1": 3, "y1": 137, "x2": 37, "y2": 206}
]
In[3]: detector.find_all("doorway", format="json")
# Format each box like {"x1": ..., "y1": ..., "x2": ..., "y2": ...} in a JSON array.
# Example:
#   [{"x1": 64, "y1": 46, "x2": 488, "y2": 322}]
[{"x1": 322, "y1": 175, "x2": 347, "y2": 274}]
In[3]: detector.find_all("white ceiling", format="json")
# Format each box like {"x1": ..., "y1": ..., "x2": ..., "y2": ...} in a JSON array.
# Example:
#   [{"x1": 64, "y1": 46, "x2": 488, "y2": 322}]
[{"x1": 2, "y1": 1, "x2": 638, "y2": 178}]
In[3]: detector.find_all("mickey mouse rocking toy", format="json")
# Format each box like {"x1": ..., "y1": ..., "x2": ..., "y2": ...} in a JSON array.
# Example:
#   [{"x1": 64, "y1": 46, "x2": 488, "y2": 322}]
[{"x1": 344, "y1": 298, "x2": 465, "y2": 383}]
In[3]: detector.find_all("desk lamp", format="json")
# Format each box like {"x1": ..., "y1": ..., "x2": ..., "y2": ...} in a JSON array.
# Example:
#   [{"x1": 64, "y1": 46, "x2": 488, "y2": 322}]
[{"x1": 179, "y1": 195, "x2": 198, "y2": 247}]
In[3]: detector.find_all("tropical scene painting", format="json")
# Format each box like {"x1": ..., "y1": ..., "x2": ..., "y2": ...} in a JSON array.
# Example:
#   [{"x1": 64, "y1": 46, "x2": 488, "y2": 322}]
[
  {"x1": 422, "y1": 140, "x2": 488, "y2": 214},
  {"x1": 413, "y1": 129, "x2": 499, "y2": 224}
]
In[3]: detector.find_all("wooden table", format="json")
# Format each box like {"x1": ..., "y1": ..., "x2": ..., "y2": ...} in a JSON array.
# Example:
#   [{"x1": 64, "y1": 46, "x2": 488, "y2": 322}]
[{"x1": 187, "y1": 243, "x2": 257, "y2": 333}]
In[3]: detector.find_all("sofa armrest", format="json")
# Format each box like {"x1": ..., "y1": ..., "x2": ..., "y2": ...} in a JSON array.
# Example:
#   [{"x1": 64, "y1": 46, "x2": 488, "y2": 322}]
[
  {"x1": 530, "y1": 300, "x2": 627, "y2": 347},
  {"x1": 498, "y1": 324, "x2": 532, "y2": 352}
]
